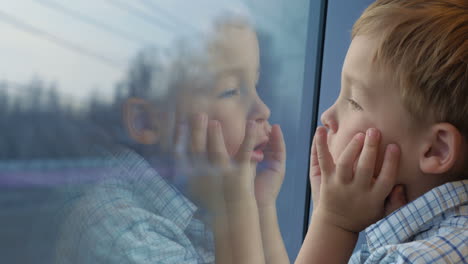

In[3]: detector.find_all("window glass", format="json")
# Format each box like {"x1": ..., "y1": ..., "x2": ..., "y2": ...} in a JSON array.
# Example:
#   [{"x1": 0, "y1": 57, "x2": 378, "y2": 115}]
[{"x1": 0, "y1": 0, "x2": 323, "y2": 262}]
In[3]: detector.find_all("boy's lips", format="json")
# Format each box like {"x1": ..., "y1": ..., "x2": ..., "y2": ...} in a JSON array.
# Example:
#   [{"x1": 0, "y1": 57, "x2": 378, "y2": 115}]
[{"x1": 251, "y1": 140, "x2": 268, "y2": 162}]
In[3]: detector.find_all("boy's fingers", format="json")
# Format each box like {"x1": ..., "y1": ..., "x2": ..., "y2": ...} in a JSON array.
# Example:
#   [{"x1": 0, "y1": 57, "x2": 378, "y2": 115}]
[
  {"x1": 235, "y1": 120, "x2": 256, "y2": 163},
  {"x1": 354, "y1": 128, "x2": 380, "y2": 189},
  {"x1": 207, "y1": 120, "x2": 230, "y2": 168},
  {"x1": 311, "y1": 134, "x2": 318, "y2": 164},
  {"x1": 315, "y1": 127, "x2": 334, "y2": 178},
  {"x1": 310, "y1": 135, "x2": 322, "y2": 204},
  {"x1": 190, "y1": 113, "x2": 208, "y2": 154},
  {"x1": 373, "y1": 144, "x2": 400, "y2": 199},
  {"x1": 384, "y1": 185, "x2": 407, "y2": 216},
  {"x1": 336, "y1": 132, "x2": 365, "y2": 183},
  {"x1": 310, "y1": 134, "x2": 321, "y2": 178},
  {"x1": 265, "y1": 124, "x2": 286, "y2": 162}
]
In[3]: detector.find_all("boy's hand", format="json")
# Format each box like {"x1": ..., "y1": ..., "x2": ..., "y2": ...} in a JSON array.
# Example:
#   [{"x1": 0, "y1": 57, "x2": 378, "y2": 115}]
[
  {"x1": 183, "y1": 113, "x2": 224, "y2": 212},
  {"x1": 211, "y1": 120, "x2": 267, "y2": 264},
  {"x1": 313, "y1": 126, "x2": 400, "y2": 233},
  {"x1": 254, "y1": 125, "x2": 286, "y2": 208},
  {"x1": 185, "y1": 114, "x2": 266, "y2": 263},
  {"x1": 221, "y1": 120, "x2": 258, "y2": 203},
  {"x1": 309, "y1": 135, "x2": 322, "y2": 208},
  {"x1": 183, "y1": 114, "x2": 259, "y2": 210},
  {"x1": 384, "y1": 184, "x2": 407, "y2": 216},
  {"x1": 310, "y1": 130, "x2": 407, "y2": 216}
]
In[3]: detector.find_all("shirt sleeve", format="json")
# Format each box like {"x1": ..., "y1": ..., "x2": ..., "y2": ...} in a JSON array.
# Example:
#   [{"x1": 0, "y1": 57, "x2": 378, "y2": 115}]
[{"x1": 55, "y1": 180, "x2": 202, "y2": 264}]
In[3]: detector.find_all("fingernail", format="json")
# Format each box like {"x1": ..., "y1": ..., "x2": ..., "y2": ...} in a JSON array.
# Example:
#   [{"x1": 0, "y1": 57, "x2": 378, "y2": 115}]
[
  {"x1": 211, "y1": 120, "x2": 219, "y2": 129},
  {"x1": 367, "y1": 128, "x2": 379, "y2": 139},
  {"x1": 316, "y1": 126, "x2": 326, "y2": 136},
  {"x1": 355, "y1": 132, "x2": 365, "y2": 141},
  {"x1": 387, "y1": 144, "x2": 399, "y2": 154}
]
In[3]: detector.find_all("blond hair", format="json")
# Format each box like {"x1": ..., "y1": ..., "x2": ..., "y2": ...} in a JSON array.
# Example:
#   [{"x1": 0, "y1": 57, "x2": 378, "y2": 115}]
[{"x1": 352, "y1": 0, "x2": 468, "y2": 137}]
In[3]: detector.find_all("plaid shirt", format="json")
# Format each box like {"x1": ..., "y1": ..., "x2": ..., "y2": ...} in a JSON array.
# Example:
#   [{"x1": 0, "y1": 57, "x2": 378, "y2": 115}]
[
  {"x1": 350, "y1": 180, "x2": 468, "y2": 264},
  {"x1": 55, "y1": 150, "x2": 214, "y2": 264}
]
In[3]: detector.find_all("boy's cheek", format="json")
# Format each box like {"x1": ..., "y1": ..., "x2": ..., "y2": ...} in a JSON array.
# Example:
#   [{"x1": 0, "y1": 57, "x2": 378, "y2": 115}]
[
  {"x1": 328, "y1": 137, "x2": 349, "y2": 164},
  {"x1": 328, "y1": 130, "x2": 361, "y2": 162},
  {"x1": 219, "y1": 123, "x2": 244, "y2": 157}
]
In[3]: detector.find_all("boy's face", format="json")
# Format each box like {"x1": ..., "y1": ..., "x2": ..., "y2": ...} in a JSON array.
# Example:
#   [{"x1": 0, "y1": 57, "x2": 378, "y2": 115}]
[
  {"x1": 176, "y1": 25, "x2": 271, "y2": 162},
  {"x1": 321, "y1": 35, "x2": 429, "y2": 201}
]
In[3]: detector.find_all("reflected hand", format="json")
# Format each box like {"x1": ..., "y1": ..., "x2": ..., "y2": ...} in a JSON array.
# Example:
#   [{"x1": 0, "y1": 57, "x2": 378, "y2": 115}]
[
  {"x1": 183, "y1": 113, "x2": 224, "y2": 212},
  {"x1": 254, "y1": 124, "x2": 286, "y2": 208},
  {"x1": 183, "y1": 114, "x2": 259, "y2": 211},
  {"x1": 222, "y1": 120, "x2": 258, "y2": 203}
]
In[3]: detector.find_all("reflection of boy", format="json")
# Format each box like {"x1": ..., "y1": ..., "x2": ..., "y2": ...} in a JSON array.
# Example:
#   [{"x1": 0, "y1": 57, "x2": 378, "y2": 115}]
[
  {"x1": 55, "y1": 16, "x2": 288, "y2": 264},
  {"x1": 296, "y1": 0, "x2": 468, "y2": 263}
]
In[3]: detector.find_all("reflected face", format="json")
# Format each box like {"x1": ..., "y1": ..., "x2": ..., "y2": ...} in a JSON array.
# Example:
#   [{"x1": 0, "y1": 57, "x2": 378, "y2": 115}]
[
  {"x1": 320, "y1": 35, "x2": 425, "y2": 201},
  {"x1": 176, "y1": 24, "x2": 271, "y2": 161}
]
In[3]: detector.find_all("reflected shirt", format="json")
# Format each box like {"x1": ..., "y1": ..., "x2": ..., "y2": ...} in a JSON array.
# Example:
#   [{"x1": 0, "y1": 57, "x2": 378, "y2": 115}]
[
  {"x1": 350, "y1": 180, "x2": 468, "y2": 264},
  {"x1": 55, "y1": 150, "x2": 214, "y2": 264}
]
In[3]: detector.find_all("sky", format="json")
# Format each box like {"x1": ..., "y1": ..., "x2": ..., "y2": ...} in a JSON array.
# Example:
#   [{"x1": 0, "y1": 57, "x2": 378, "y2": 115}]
[{"x1": 0, "y1": 0, "x2": 237, "y2": 106}]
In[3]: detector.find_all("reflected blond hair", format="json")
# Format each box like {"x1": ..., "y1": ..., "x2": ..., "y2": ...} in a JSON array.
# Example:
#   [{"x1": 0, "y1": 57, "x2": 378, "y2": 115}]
[{"x1": 352, "y1": 0, "x2": 468, "y2": 137}]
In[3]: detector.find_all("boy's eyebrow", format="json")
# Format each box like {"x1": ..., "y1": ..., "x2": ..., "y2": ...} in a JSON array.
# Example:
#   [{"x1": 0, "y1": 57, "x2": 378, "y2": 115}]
[
  {"x1": 216, "y1": 66, "x2": 258, "y2": 79},
  {"x1": 213, "y1": 66, "x2": 260, "y2": 85},
  {"x1": 344, "y1": 74, "x2": 368, "y2": 91},
  {"x1": 215, "y1": 67, "x2": 243, "y2": 78}
]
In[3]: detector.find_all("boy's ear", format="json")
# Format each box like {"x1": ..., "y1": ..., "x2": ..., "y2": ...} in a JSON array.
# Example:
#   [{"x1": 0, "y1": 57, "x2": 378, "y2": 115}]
[
  {"x1": 123, "y1": 97, "x2": 161, "y2": 145},
  {"x1": 419, "y1": 123, "x2": 462, "y2": 174}
]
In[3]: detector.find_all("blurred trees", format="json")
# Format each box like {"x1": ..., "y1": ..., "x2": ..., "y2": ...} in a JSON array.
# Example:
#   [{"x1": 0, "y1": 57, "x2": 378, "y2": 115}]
[{"x1": 0, "y1": 78, "x2": 120, "y2": 160}]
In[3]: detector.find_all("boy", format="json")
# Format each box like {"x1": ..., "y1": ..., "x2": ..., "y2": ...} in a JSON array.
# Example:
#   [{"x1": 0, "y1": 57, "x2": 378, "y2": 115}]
[
  {"x1": 296, "y1": 0, "x2": 467, "y2": 263},
  {"x1": 54, "y1": 13, "x2": 289, "y2": 264}
]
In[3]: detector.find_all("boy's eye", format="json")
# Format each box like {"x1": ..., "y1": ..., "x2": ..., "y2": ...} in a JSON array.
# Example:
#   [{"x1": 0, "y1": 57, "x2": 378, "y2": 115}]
[
  {"x1": 347, "y1": 99, "x2": 363, "y2": 111},
  {"x1": 218, "y1": 89, "x2": 240, "y2": 99}
]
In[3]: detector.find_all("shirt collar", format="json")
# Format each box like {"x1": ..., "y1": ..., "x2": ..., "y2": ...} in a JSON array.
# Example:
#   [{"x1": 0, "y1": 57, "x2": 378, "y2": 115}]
[{"x1": 365, "y1": 180, "x2": 468, "y2": 252}]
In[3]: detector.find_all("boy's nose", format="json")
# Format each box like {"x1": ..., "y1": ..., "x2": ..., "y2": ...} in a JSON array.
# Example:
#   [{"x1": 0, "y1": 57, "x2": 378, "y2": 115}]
[
  {"x1": 320, "y1": 107, "x2": 337, "y2": 133},
  {"x1": 251, "y1": 96, "x2": 271, "y2": 123},
  {"x1": 320, "y1": 111, "x2": 328, "y2": 128}
]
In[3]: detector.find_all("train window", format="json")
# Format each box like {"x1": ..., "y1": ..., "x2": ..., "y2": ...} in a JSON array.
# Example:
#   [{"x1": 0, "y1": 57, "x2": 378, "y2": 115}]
[{"x1": 0, "y1": 0, "x2": 325, "y2": 262}]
